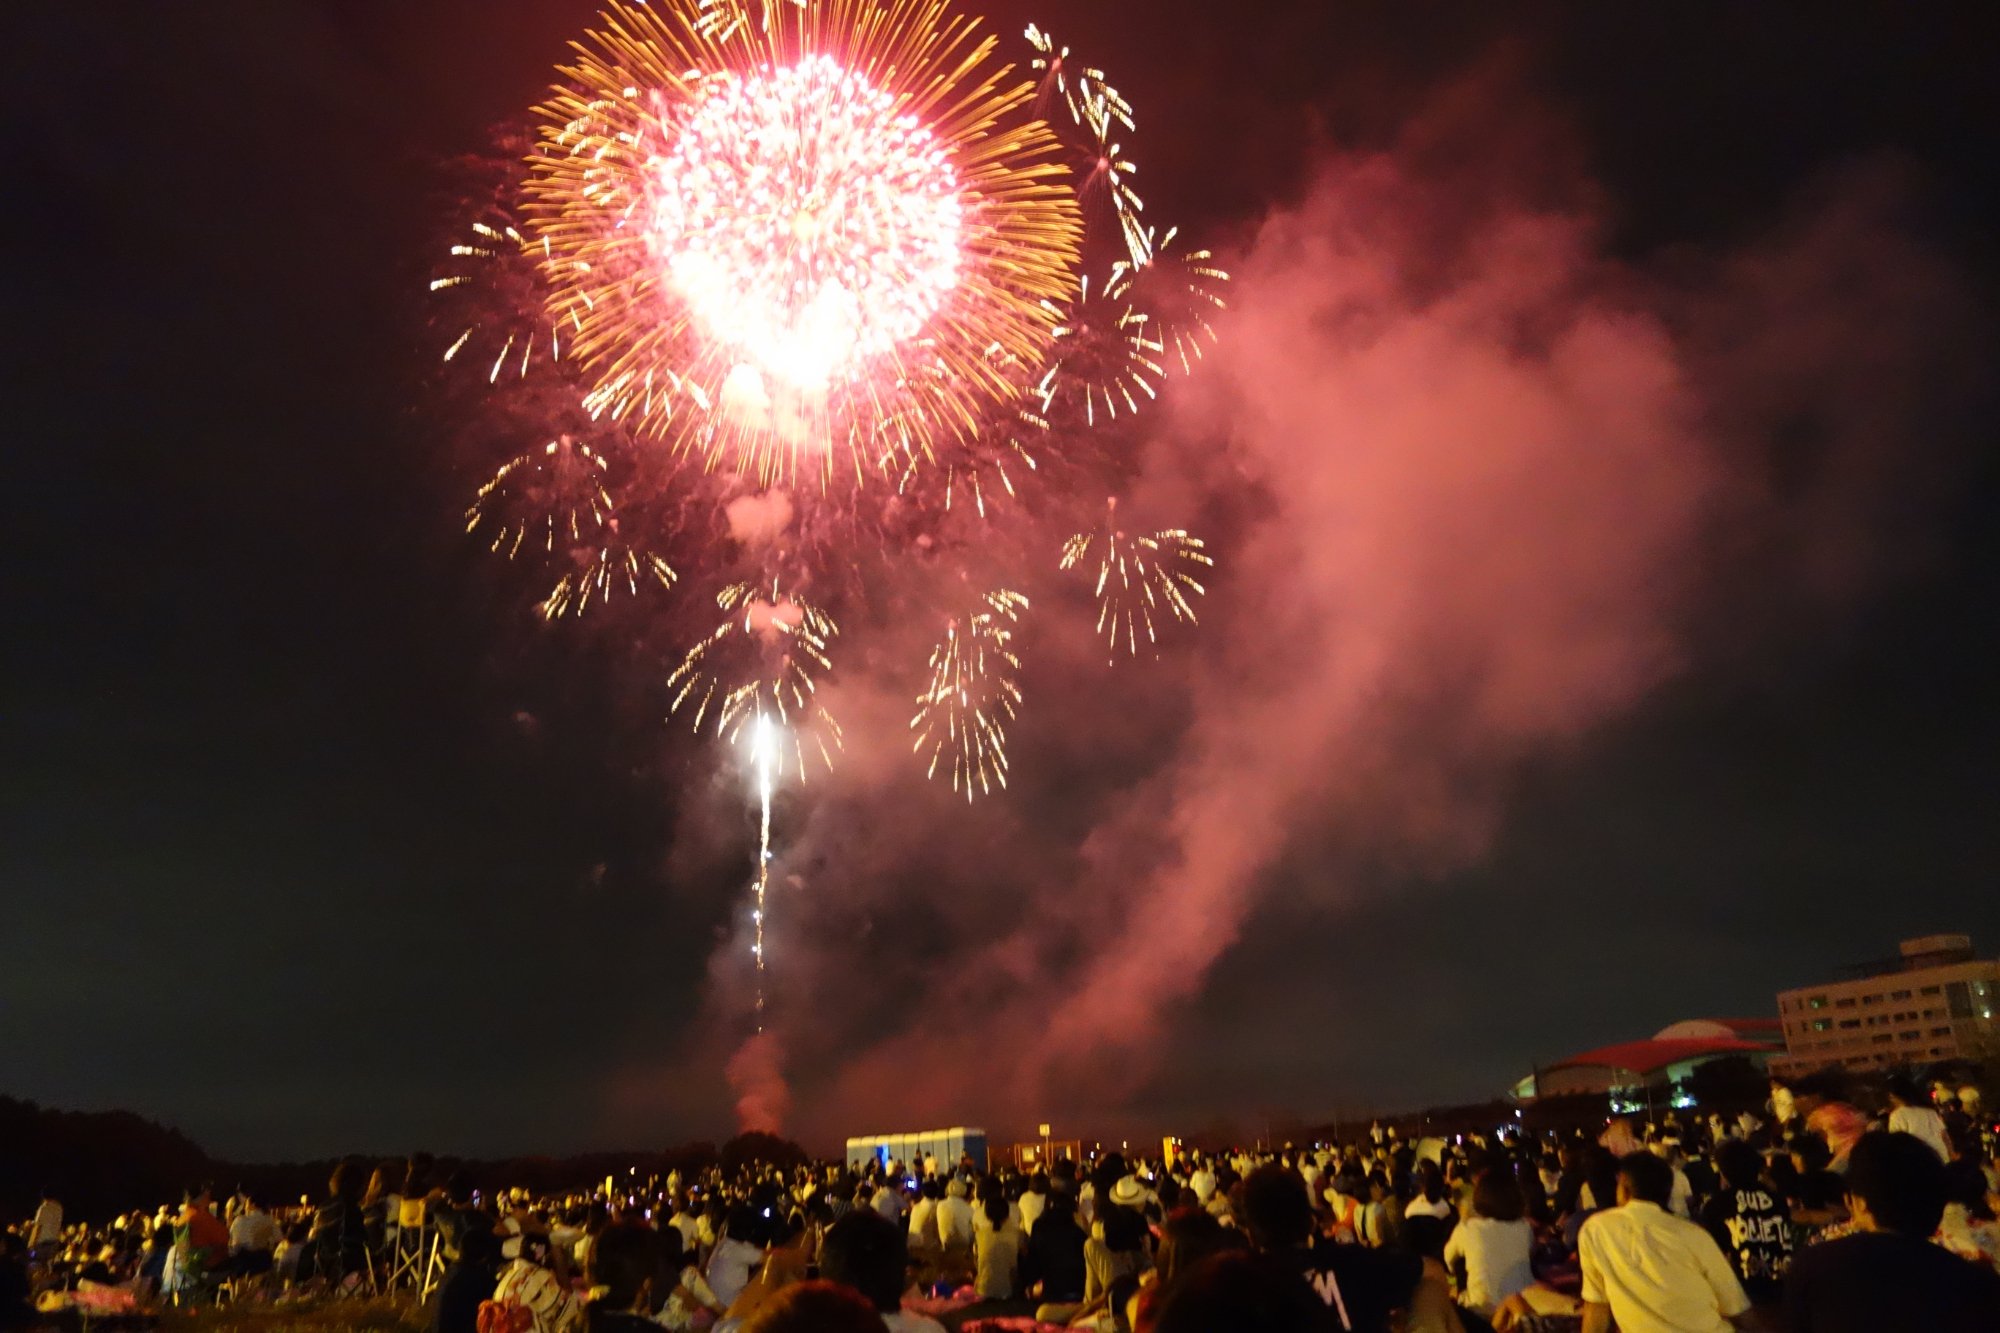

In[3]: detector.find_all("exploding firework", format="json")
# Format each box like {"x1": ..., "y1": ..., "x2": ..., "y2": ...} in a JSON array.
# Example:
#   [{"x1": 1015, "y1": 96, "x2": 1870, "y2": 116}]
[
  {"x1": 666, "y1": 581, "x2": 843, "y2": 774},
  {"x1": 911, "y1": 589, "x2": 1028, "y2": 801},
  {"x1": 1060, "y1": 500, "x2": 1214, "y2": 659},
  {"x1": 439, "y1": 2, "x2": 1228, "y2": 1062},
  {"x1": 525, "y1": 0, "x2": 1082, "y2": 485}
]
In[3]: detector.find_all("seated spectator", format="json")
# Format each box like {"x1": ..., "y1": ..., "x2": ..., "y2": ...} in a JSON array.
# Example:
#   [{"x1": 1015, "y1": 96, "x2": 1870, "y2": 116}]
[
  {"x1": 1406, "y1": 1162, "x2": 1453, "y2": 1223},
  {"x1": 1700, "y1": 1138, "x2": 1791, "y2": 1304},
  {"x1": 1577, "y1": 1152, "x2": 1748, "y2": 1333},
  {"x1": 584, "y1": 1224, "x2": 669, "y2": 1333},
  {"x1": 1886, "y1": 1076, "x2": 1952, "y2": 1162},
  {"x1": 657, "y1": 1224, "x2": 726, "y2": 1331},
  {"x1": 226, "y1": 1193, "x2": 282, "y2": 1276},
  {"x1": 1935, "y1": 1158, "x2": 2000, "y2": 1274},
  {"x1": 433, "y1": 1225, "x2": 500, "y2": 1333},
  {"x1": 972, "y1": 1194, "x2": 1020, "y2": 1300},
  {"x1": 1785, "y1": 1131, "x2": 2000, "y2": 1332},
  {"x1": 491, "y1": 1230, "x2": 581, "y2": 1333},
  {"x1": 1131, "y1": 1208, "x2": 1241, "y2": 1332},
  {"x1": 740, "y1": 1280, "x2": 888, "y2": 1333},
  {"x1": 817, "y1": 1210, "x2": 945, "y2": 1333},
  {"x1": 1443, "y1": 1172, "x2": 1532, "y2": 1320},
  {"x1": 1149, "y1": 1250, "x2": 1336, "y2": 1333},
  {"x1": 1243, "y1": 1163, "x2": 1425, "y2": 1333},
  {"x1": 1023, "y1": 1188, "x2": 1087, "y2": 1309},
  {"x1": 309, "y1": 1161, "x2": 370, "y2": 1282},
  {"x1": 704, "y1": 1204, "x2": 767, "y2": 1310}
]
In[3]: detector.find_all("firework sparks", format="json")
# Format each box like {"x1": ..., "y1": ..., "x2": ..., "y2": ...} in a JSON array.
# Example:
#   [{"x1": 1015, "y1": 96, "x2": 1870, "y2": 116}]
[
  {"x1": 1061, "y1": 500, "x2": 1213, "y2": 659},
  {"x1": 525, "y1": 0, "x2": 1081, "y2": 484},
  {"x1": 464, "y1": 435, "x2": 615, "y2": 558},
  {"x1": 911, "y1": 589, "x2": 1028, "y2": 801},
  {"x1": 539, "y1": 538, "x2": 677, "y2": 619},
  {"x1": 667, "y1": 580, "x2": 843, "y2": 774}
]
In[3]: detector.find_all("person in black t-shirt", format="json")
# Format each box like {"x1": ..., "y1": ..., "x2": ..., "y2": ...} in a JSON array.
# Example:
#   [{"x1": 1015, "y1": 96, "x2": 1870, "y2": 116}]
[
  {"x1": 1241, "y1": 1164, "x2": 1423, "y2": 1333},
  {"x1": 431, "y1": 1225, "x2": 499, "y2": 1333},
  {"x1": 1700, "y1": 1138, "x2": 1792, "y2": 1304},
  {"x1": 1784, "y1": 1131, "x2": 2000, "y2": 1333},
  {"x1": 1021, "y1": 1193, "x2": 1087, "y2": 1304}
]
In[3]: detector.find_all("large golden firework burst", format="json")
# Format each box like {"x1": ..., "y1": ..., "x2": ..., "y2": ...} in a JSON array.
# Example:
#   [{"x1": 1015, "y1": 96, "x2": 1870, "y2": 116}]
[{"x1": 525, "y1": 0, "x2": 1083, "y2": 488}]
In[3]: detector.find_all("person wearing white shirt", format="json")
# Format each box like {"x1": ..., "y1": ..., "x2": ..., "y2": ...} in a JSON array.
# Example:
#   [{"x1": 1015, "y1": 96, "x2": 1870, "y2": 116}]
[
  {"x1": 935, "y1": 1180, "x2": 974, "y2": 1256},
  {"x1": 872, "y1": 1181, "x2": 906, "y2": 1224},
  {"x1": 29, "y1": 1193, "x2": 63, "y2": 1252},
  {"x1": 1887, "y1": 1075, "x2": 1953, "y2": 1161},
  {"x1": 229, "y1": 1202, "x2": 283, "y2": 1256},
  {"x1": 1017, "y1": 1177, "x2": 1047, "y2": 1235},
  {"x1": 906, "y1": 1183, "x2": 939, "y2": 1257},
  {"x1": 1578, "y1": 1155, "x2": 1750, "y2": 1333},
  {"x1": 1442, "y1": 1174, "x2": 1535, "y2": 1319},
  {"x1": 1189, "y1": 1161, "x2": 1217, "y2": 1206}
]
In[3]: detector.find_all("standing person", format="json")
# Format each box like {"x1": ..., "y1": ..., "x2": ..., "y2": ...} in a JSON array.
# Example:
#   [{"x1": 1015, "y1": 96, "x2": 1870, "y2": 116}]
[
  {"x1": 308, "y1": 1162, "x2": 369, "y2": 1283},
  {"x1": 28, "y1": 1191, "x2": 63, "y2": 1258},
  {"x1": 1784, "y1": 1132, "x2": 2000, "y2": 1332},
  {"x1": 1441, "y1": 1171, "x2": 1533, "y2": 1321},
  {"x1": 1577, "y1": 1154, "x2": 1750, "y2": 1333},
  {"x1": 1886, "y1": 1076, "x2": 1952, "y2": 1162},
  {"x1": 1699, "y1": 1140, "x2": 1791, "y2": 1306}
]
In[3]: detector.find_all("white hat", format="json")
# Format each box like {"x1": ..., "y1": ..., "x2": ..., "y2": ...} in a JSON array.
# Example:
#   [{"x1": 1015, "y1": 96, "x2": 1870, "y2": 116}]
[{"x1": 1109, "y1": 1175, "x2": 1146, "y2": 1208}]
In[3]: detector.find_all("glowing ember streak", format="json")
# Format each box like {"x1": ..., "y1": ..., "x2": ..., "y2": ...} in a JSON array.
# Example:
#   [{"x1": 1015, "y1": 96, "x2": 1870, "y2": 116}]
[
  {"x1": 666, "y1": 581, "x2": 843, "y2": 775},
  {"x1": 912, "y1": 589, "x2": 1027, "y2": 801},
  {"x1": 748, "y1": 709, "x2": 777, "y2": 1028},
  {"x1": 1060, "y1": 500, "x2": 1213, "y2": 659}
]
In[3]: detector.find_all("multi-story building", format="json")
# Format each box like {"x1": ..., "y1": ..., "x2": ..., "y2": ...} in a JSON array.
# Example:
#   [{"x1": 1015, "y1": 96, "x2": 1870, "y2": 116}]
[{"x1": 1776, "y1": 934, "x2": 2000, "y2": 1074}]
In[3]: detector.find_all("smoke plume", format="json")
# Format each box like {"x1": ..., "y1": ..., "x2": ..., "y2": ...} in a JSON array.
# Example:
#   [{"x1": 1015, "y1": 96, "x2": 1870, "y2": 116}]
[{"x1": 641, "y1": 104, "x2": 1982, "y2": 1143}]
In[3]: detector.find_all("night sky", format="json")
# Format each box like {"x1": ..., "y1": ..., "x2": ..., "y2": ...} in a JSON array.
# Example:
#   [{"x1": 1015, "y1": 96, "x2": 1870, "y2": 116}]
[{"x1": 6, "y1": 1, "x2": 1999, "y2": 1161}]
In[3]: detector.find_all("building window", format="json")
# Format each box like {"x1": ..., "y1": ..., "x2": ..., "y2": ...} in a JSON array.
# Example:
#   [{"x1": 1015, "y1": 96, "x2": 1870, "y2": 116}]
[
  {"x1": 1862, "y1": 994, "x2": 1882, "y2": 1006},
  {"x1": 1872, "y1": 1034, "x2": 1894, "y2": 1045},
  {"x1": 1836, "y1": 997, "x2": 1858, "y2": 1008},
  {"x1": 1812, "y1": 1019, "x2": 1832, "y2": 1032},
  {"x1": 1809, "y1": 996, "x2": 1828, "y2": 1009},
  {"x1": 1948, "y1": 982, "x2": 1974, "y2": 1019},
  {"x1": 1932, "y1": 1027, "x2": 1952, "y2": 1037},
  {"x1": 1839, "y1": 1019, "x2": 1861, "y2": 1030},
  {"x1": 1922, "y1": 986, "x2": 1942, "y2": 996},
  {"x1": 1900, "y1": 1031, "x2": 1921, "y2": 1042},
  {"x1": 1891, "y1": 989, "x2": 1912, "y2": 1001}
]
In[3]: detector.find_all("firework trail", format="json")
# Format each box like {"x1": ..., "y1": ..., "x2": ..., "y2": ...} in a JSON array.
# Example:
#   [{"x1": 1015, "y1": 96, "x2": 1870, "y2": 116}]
[
  {"x1": 912, "y1": 589, "x2": 1029, "y2": 801},
  {"x1": 1061, "y1": 499, "x2": 1214, "y2": 659}
]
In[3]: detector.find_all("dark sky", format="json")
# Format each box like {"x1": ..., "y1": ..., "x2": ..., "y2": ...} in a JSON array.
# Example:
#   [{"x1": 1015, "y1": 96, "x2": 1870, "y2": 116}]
[{"x1": 4, "y1": 1, "x2": 1998, "y2": 1161}]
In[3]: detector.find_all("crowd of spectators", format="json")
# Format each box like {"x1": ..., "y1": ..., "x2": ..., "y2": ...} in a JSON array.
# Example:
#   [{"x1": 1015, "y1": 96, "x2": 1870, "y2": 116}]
[{"x1": 5, "y1": 1072, "x2": 1999, "y2": 1332}]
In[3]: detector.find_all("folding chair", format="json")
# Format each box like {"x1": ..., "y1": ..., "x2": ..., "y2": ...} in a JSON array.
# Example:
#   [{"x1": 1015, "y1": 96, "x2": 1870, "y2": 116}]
[{"x1": 388, "y1": 1197, "x2": 430, "y2": 1291}]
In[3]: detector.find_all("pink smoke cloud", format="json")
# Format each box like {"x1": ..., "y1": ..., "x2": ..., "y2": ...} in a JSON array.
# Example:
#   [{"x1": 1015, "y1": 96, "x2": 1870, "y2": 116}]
[{"x1": 610, "y1": 112, "x2": 1982, "y2": 1147}]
